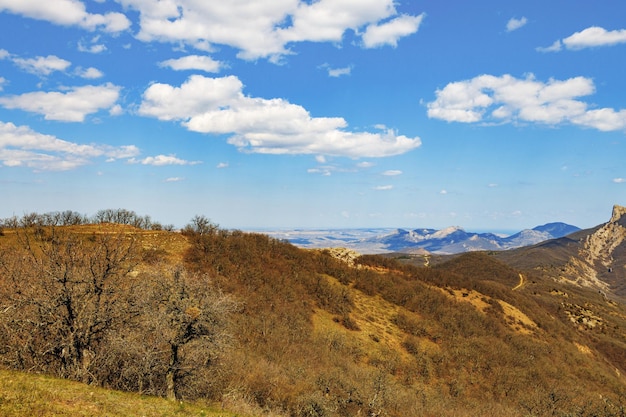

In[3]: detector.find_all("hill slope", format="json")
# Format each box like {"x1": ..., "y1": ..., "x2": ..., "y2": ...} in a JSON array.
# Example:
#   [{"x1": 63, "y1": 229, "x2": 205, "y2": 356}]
[
  {"x1": 1, "y1": 213, "x2": 626, "y2": 417},
  {"x1": 495, "y1": 204, "x2": 626, "y2": 298}
]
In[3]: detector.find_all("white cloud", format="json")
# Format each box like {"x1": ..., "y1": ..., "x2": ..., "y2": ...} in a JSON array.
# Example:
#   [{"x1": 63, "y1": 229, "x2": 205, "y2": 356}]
[
  {"x1": 0, "y1": 0, "x2": 130, "y2": 32},
  {"x1": 536, "y1": 40, "x2": 562, "y2": 53},
  {"x1": 159, "y1": 55, "x2": 223, "y2": 73},
  {"x1": 0, "y1": 49, "x2": 9, "y2": 59},
  {"x1": 382, "y1": 169, "x2": 402, "y2": 176},
  {"x1": 118, "y1": 0, "x2": 423, "y2": 61},
  {"x1": 374, "y1": 185, "x2": 393, "y2": 190},
  {"x1": 129, "y1": 154, "x2": 201, "y2": 166},
  {"x1": 0, "y1": 77, "x2": 5, "y2": 91},
  {"x1": 165, "y1": 177, "x2": 185, "y2": 182},
  {"x1": 78, "y1": 42, "x2": 107, "y2": 54},
  {"x1": 319, "y1": 63, "x2": 352, "y2": 77},
  {"x1": 308, "y1": 167, "x2": 332, "y2": 176},
  {"x1": 439, "y1": 189, "x2": 448, "y2": 195},
  {"x1": 0, "y1": 120, "x2": 139, "y2": 171},
  {"x1": 563, "y1": 26, "x2": 626, "y2": 50},
  {"x1": 216, "y1": 162, "x2": 228, "y2": 168},
  {"x1": 109, "y1": 104, "x2": 123, "y2": 116},
  {"x1": 327, "y1": 66, "x2": 352, "y2": 78},
  {"x1": 613, "y1": 178, "x2": 626, "y2": 184},
  {"x1": 357, "y1": 161, "x2": 375, "y2": 168},
  {"x1": 362, "y1": 13, "x2": 424, "y2": 48},
  {"x1": 506, "y1": 17, "x2": 527, "y2": 32},
  {"x1": 139, "y1": 75, "x2": 421, "y2": 158},
  {"x1": 13, "y1": 55, "x2": 71, "y2": 75},
  {"x1": 0, "y1": 83, "x2": 121, "y2": 122},
  {"x1": 76, "y1": 66, "x2": 104, "y2": 79},
  {"x1": 541, "y1": 26, "x2": 626, "y2": 52},
  {"x1": 427, "y1": 73, "x2": 626, "y2": 132}
]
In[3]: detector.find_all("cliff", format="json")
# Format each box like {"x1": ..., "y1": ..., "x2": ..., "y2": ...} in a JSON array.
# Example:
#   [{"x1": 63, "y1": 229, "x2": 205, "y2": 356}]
[{"x1": 563, "y1": 205, "x2": 626, "y2": 293}]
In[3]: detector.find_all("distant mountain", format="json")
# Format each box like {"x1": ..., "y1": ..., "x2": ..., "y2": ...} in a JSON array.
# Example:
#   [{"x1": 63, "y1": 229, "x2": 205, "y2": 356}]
[
  {"x1": 265, "y1": 222, "x2": 580, "y2": 255},
  {"x1": 359, "y1": 221, "x2": 579, "y2": 254}
]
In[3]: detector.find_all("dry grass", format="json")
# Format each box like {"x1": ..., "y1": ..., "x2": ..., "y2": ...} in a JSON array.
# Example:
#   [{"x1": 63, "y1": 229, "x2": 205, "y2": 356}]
[
  {"x1": 440, "y1": 286, "x2": 539, "y2": 335},
  {"x1": 312, "y1": 283, "x2": 414, "y2": 362}
]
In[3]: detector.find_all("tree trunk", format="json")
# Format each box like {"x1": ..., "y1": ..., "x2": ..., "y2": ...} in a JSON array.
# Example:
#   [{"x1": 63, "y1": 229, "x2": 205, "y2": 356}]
[{"x1": 166, "y1": 343, "x2": 179, "y2": 400}]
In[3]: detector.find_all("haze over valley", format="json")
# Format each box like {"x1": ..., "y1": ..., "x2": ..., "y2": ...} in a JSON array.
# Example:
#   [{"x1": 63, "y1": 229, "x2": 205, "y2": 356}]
[{"x1": 263, "y1": 221, "x2": 581, "y2": 254}]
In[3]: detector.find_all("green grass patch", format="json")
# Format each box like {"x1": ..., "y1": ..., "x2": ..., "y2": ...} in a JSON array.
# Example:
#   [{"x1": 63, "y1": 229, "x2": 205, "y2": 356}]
[{"x1": 0, "y1": 369, "x2": 246, "y2": 417}]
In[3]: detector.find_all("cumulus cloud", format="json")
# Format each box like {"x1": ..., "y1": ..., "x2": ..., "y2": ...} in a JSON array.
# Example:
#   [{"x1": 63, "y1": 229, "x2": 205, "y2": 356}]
[
  {"x1": 13, "y1": 55, "x2": 71, "y2": 76},
  {"x1": 541, "y1": 26, "x2": 626, "y2": 52},
  {"x1": 128, "y1": 154, "x2": 201, "y2": 166},
  {"x1": 0, "y1": 120, "x2": 139, "y2": 171},
  {"x1": 216, "y1": 162, "x2": 228, "y2": 168},
  {"x1": 563, "y1": 26, "x2": 626, "y2": 49},
  {"x1": 0, "y1": 0, "x2": 130, "y2": 32},
  {"x1": 159, "y1": 55, "x2": 223, "y2": 73},
  {"x1": 76, "y1": 66, "x2": 104, "y2": 79},
  {"x1": 0, "y1": 77, "x2": 5, "y2": 91},
  {"x1": 117, "y1": 0, "x2": 423, "y2": 61},
  {"x1": 613, "y1": 178, "x2": 626, "y2": 184},
  {"x1": 0, "y1": 83, "x2": 121, "y2": 122},
  {"x1": 165, "y1": 177, "x2": 185, "y2": 182},
  {"x1": 139, "y1": 75, "x2": 421, "y2": 158},
  {"x1": 362, "y1": 13, "x2": 425, "y2": 48},
  {"x1": 506, "y1": 17, "x2": 527, "y2": 32},
  {"x1": 427, "y1": 73, "x2": 626, "y2": 132}
]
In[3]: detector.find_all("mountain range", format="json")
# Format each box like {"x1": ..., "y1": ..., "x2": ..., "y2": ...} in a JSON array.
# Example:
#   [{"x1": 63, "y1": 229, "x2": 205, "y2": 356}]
[{"x1": 265, "y1": 222, "x2": 581, "y2": 254}]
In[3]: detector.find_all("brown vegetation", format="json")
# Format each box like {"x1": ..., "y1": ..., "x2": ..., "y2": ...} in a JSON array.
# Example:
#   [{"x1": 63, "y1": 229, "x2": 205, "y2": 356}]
[{"x1": 1, "y1": 211, "x2": 626, "y2": 416}]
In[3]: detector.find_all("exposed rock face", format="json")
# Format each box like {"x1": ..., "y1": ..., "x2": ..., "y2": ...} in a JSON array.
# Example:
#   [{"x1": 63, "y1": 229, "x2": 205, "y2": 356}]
[
  {"x1": 321, "y1": 247, "x2": 361, "y2": 267},
  {"x1": 585, "y1": 205, "x2": 626, "y2": 269},
  {"x1": 563, "y1": 205, "x2": 626, "y2": 293}
]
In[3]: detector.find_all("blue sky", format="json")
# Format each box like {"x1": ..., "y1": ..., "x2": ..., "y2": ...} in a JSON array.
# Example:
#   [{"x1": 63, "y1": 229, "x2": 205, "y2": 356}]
[{"x1": 0, "y1": 0, "x2": 625, "y2": 230}]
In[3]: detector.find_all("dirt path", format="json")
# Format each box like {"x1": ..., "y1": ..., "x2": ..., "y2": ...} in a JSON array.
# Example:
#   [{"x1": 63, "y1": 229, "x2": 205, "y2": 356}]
[{"x1": 512, "y1": 273, "x2": 525, "y2": 291}]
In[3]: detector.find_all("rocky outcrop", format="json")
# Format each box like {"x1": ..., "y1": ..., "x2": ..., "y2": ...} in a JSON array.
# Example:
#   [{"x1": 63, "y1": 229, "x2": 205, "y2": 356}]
[
  {"x1": 563, "y1": 205, "x2": 626, "y2": 292},
  {"x1": 585, "y1": 205, "x2": 626, "y2": 268},
  {"x1": 321, "y1": 247, "x2": 361, "y2": 267}
]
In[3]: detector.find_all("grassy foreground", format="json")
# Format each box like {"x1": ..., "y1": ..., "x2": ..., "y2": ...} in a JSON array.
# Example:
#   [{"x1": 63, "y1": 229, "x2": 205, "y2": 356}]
[{"x1": 0, "y1": 369, "x2": 246, "y2": 417}]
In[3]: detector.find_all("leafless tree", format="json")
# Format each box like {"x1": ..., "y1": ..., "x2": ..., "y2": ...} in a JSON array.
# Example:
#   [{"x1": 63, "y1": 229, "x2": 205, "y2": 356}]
[
  {"x1": 139, "y1": 266, "x2": 237, "y2": 400},
  {"x1": 0, "y1": 225, "x2": 139, "y2": 382}
]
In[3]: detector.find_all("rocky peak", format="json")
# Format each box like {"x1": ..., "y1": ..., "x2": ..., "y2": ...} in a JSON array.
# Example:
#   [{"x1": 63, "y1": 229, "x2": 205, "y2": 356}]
[
  {"x1": 584, "y1": 206, "x2": 626, "y2": 265},
  {"x1": 610, "y1": 204, "x2": 626, "y2": 226}
]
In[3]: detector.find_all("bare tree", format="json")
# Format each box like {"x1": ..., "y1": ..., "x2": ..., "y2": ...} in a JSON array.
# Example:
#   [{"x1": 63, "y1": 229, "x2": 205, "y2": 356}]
[
  {"x1": 0, "y1": 225, "x2": 139, "y2": 382},
  {"x1": 140, "y1": 267, "x2": 237, "y2": 400}
]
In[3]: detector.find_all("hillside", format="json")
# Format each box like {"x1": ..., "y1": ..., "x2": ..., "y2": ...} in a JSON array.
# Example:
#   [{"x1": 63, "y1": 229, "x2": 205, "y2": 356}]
[
  {"x1": 1, "y1": 210, "x2": 626, "y2": 416},
  {"x1": 495, "y1": 205, "x2": 626, "y2": 298}
]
